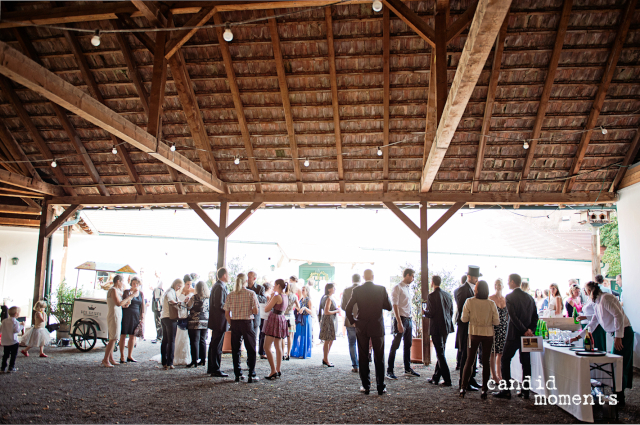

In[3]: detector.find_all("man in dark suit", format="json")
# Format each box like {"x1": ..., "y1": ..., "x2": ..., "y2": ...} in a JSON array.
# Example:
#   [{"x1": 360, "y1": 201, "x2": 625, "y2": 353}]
[
  {"x1": 424, "y1": 275, "x2": 454, "y2": 386},
  {"x1": 493, "y1": 273, "x2": 538, "y2": 399},
  {"x1": 455, "y1": 275, "x2": 467, "y2": 370},
  {"x1": 207, "y1": 267, "x2": 229, "y2": 377},
  {"x1": 454, "y1": 266, "x2": 481, "y2": 390},
  {"x1": 345, "y1": 269, "x2": 392, "y2": 395}
]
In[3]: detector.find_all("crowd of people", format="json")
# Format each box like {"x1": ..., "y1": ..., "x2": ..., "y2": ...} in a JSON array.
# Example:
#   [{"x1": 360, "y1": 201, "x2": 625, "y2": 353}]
[{"x1": 1, "y1": 265, "x2": 633, "y2": 407}]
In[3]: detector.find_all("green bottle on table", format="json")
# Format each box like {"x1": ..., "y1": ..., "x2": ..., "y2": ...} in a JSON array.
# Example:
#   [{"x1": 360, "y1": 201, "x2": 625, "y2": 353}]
[
  {"x1": 572, "y1": 306, "x2": 579, "y2": 324},
  {"x1": 584, "y1": 333, "x2": 592, "y2": 351},
  {"x1": 543, "y1": 322, "x2": 549, "y2": 340}
]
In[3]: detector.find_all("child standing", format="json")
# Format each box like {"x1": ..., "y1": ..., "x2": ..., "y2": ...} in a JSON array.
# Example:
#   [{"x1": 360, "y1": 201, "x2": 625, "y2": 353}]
[
  {"x1": 1, "y1": 306, "x2": 24, "y2": 372},
  {"x1": 21, "y1": 301, "x2": 50, "y2": 358}
]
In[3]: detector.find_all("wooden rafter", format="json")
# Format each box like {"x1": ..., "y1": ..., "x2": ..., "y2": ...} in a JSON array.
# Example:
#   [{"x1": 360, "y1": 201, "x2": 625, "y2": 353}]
[
  {"x1": 49, "y1": 191, "x2": 617, "y2": 207},
  {"x1": 131, "y1": 1, "x2": 167, "y2": 27},
  {"x1": 116, "y1": 13, "x2": 156, "y2": 53},
  {"x1": 188, "y1": 202, "x2": 220, "y2": 236},
  {"x1": 382, "y1": 0, "x2": 436, "y2": 47},
  {"x1": 0, "y1": 204, "x2": 41, "y2": 215},
  {"x1": 563, "y1": 0, "x2": 637, "y2": 193},
  {"x1": 423, "y1": 52, "x2": 437, "y2": 167},
  {"x1": 0, "y1": 169, "x2": 65, "y2": 196},
  {"x1": 517, "y1": 0, "x2": 573, "y2": 194},
  {"x1": 226, "y1": 202, "x2": 263, "y2": 236},
  {"x1": 609, "y1": 126, "x2": 640, "y2": 192},
  {"x1": 383, "y1": 6, "x2": 390, "y2": 193},
  {"x1": 21, "y1": 197, "x2": 41, "y2": 210},
  {"x1": 383, "y1": 201, "x2": 420, "y2": 237},
  {"x1": 324, "y1": 6, "x2": 345, "y2": 193},
  {"x1": 426, "y1": 201, "x2": 465, "y2": 238},
  {"x1": 0, "y1": 76, "x2": 76, "y2": 195},
  {"x1": 213, "y1": 13, "x2": 262, "y2": 193},
  {"x1": 164, "y1": 6, "x2": 216, "y2": 60},
  {"x1": 421, "y1": 0, "x2": 513, "y2": 192},
  {"x1": 113, "y1": 22, "x2": 149, "y2": 114},
  {"x1": 44, "y1": 204, "x2": 83, "y2": 238},
  {"x1": 0, "y1": 217, "x2": 40, "y2": 227},
  {"x1": 0, "y1": 118, "x2": 39, "y2": 179},
  {"x1": 446, "y1": 1, "x2": 479, "y2": 42},
  {"x1": 267, "y1": 10, "x2": 303, "y2": 192},
  {"x1": 472, "y1": 16, "x2": 509, "y2": 194},
  {"x1": 63, "y1": 30, "x2": 144, "y2": 195},
  {"x1": 0, "y1": 40, "x2": 226, "y2": 193},
  {"x1": 435, "y1": 0, "x2": 449, "y2": 125}
]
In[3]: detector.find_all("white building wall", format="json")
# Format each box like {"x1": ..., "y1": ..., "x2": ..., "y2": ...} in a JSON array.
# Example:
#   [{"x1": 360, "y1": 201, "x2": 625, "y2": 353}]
[{"x1": 617, "y1": 181, "x2": 640, "y2": 367}]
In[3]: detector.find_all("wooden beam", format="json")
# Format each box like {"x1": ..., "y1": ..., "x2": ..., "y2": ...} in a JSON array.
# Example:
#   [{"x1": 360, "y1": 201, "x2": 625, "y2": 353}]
[
  {"x1": 168, "y1": 50, "x2": 219, "y2": 178},
  {"x1": 619, "y1": 163, "x2": 640, "y2": 190},
  {"x1": 131, "y1": 1, "x2": 167, "y2": 27},
  {"x1": 0, "y1": 118, "x2": 39, "y2": 179},
  {"x1": 423, "y1": 52, "x2": 437, "y2": 167},
  {"x1": 267, "y1": 10, "x2": 303, "y2": 192},
  {"x1": 116, "y1": 14, "x2": 156, "y2": 55},
  {"x1": 0, "y1": 204, "x2": 41, "y2": 215},
  {"x1": 33, "y1": 198, "x2": 53, "y2": 311},
  {"x1": 63, "y1": 30, "x2": 144, "y2": 195},
  {"x1": 217, "y1": 201, "x2": 229, "y2": 268},
  {"x1": 0, "y1": 76, "x2": 75, "y2": 195},
  {"x1": 325, "y1": 6, "x2": 345, "y2": 193},
  {"x1": 44, "y1": 204, "x2": 82, "y2": 238},
  {"x1": 421, "y1": 0, "x2": 513, "y2": 192},
  {"x1": 383, "y1": 201, "x2": 420, "y2": 237},
  {"x1": 564, "y1": 0, "x2": 637, "y2": 193},
  {"x1": 472, "y1": 17, "x2": 508, "y2": 193},
  {"x1": 446, "y1": 1, "x2": 479, "y2": 42},
  {"x1": 382, "y1": 0, "x2": 436, "y2": 47},
  {"x1": 426, "y1": 201, "x2": 465, "y2": 238},
  {"x1": 0, "y1": 217, "x2": 40, "y2": 227},
  {"x1": 21, "y1": 197, "x2": 41, "y2": 210},
  {"x1": 226, "y1": 202, "x2": 263, "y2": 236},
  {"x1": 214, "y1": 13, "x2": 262, "y2": 193},
  {"x1": 164, "y1": 6, "x2": 216, "y2": 60},
  {"x1": 188, "y1": 202, "x2": 220, "y2": 236},
  {"x1": 419, "y1": 201, "x2": 430, "y2": 365},
  {"x1": 113, "y1": 21, "x2": 149, "y2": 114},
  {"x1": 610, "y1": 127, "x2": 640, "y2": 192},
  {"x1": 48, "y1": 191, "x2": 618, "y2": 207},
  {"x1": 434, "y1": 0, "x2": 449, "y2": 125},
  {"x1": 518, "y1": 0, "x2": 573, "y2": 194},
  {"x1": 383, "y1": 6, "x2": 390, "y2": 193},
  {"x1": 0, "y1": 40, "x2": 225, "y2": 193},
  {"x1": 0, "y1": 169, "x2": 65, "y2": 196},
  {"x1": 0, "y1": 190, "x2": 43, "y2": 199}
]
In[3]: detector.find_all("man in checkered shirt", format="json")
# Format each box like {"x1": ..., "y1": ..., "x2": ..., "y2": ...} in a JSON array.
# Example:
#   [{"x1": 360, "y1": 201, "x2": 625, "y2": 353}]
[{"x1": 224, "y1": 273, "x2": 260, "y2": 383}]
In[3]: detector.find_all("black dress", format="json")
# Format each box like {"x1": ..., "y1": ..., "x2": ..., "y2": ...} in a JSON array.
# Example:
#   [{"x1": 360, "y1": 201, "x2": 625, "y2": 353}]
[{"x1": 121, "y1": 291, "x2": 144, "y2": 335}]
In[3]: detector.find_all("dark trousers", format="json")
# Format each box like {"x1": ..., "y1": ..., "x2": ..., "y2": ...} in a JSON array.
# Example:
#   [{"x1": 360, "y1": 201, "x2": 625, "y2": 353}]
[
  {"x1": 208, "y1": 330, "x2": 225, "y2": 374},
  {"x1": 456, "y1": 349, "x2": 462, "y2": 368},
  {"x1": 153, "y1": 311, "x2": 162, "y2": 341},
  {"x1": 160, "y1": 318, "x2": 177, "y2": 366},
  {"x1": 458, "y1": 323, "x2": 478, "y2": 387},
  {"x1": 1, "y1": 343, "x2": 18, "y2": 371},
  {"x1": 356, "y1": 331, "x2": 385, "y2": 391},
  {"x1": 258, "y1": 319, "x2": 266, "y2": 356},
  {"x1": 388, "y1": 317, "x2": 412, "y2": 372},
  {"x1": 501, "y1": 338, "x2": 531, "y2": 392},
  {"x1": 431, "y1": 334, "x2": 451, "y2": 384},
  {"x1": 462, "y1": 335, "x2": 493, "y2": 391},
  {"x1": 188, "y1": 329, "x2": 207, "y2": 365},
  {"x1": 230, "y1": 320, "x2": 257, "y2": 378}
]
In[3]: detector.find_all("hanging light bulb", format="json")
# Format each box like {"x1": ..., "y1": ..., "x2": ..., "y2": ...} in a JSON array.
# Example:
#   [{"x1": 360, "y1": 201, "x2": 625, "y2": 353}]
[
  {"x1": 234, "y1": 156, "x2": 240, "y2": 165},
  {"x1": 372, "y1": 0, "x2": 383, "y2": 12},
  {"x1": 304, "y1": 158, "x2": 310, "y2": 167},
  {"x1": 223, "y1": 23, "x2": 233, "y2": 42},
  {"x1": 112, "y1": 145, "x2": 118, "y2": 155},
  {"x1": 51, "y1": 160, "x2": 57, "y2": 168},
  {"x1": 377, "y1": 147, "x2": 383, "y2": 156},
  {"x1": 91, "y1": 29, "x2": 101, "y2": 47},
  {"x1": 292, "y1": 205, "x2": 295, "y2": 210},
  {"x1": 170, "y1": 143, "x2": 176, "y2": 152},
  {"x1": 601, "y1": 127, "x2": 607, "y2": 135},
  {"x1": 523, "y1": 141, "x2": 530, "y2": 150}
]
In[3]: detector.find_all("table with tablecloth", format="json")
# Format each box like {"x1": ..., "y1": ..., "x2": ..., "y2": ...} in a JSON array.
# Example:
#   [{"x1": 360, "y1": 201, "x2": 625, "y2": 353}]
[{"x1": 510, "y1": 342, "x2": 622, "y2": 423}]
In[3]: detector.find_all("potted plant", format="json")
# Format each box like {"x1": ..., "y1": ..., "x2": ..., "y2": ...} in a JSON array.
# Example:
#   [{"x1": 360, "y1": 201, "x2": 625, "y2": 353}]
[{"x1": 49, "y1": 279, "x2": 82, "y2": 340}]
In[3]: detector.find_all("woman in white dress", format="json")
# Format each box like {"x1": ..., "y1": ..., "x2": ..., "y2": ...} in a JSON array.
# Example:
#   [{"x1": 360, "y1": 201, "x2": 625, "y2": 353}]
[
  {"x1": 547, "y1": 283, "x2": 563, "y2": 318},
  {"x1": 103, "y1": 275, "x2": 137, "y2": 368}
]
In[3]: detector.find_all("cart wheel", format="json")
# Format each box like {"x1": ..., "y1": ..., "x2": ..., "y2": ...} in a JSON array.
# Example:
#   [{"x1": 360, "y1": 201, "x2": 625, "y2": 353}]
[
  {"x1": 72, "y1": 321, "x2": 97, "y2": 352},
  {"x1": 101, "y1": 339, "x2": 108, "y2": 347}
]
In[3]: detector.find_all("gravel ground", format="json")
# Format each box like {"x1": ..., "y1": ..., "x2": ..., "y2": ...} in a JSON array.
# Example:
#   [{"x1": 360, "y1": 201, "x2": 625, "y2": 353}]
[{"x1": 0, "y1": 336, "x2": 637, "y2": 424}]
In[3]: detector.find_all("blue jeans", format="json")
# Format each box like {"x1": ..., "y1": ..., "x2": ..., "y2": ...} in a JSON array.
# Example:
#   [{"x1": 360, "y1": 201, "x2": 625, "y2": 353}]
[{"x1": 346, "y1": 326, "x2": 358, "y2": 368}]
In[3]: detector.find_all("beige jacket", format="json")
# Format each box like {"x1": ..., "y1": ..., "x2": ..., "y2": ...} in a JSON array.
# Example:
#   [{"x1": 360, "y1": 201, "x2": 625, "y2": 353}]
[{"x1": 461, "y1": 297, "x2": 500, "y2": 337}]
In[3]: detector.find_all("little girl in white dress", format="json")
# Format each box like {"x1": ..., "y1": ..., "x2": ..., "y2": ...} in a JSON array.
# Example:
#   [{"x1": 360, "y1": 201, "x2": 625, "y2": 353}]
[{"x1": 21, "y1": 301, "x2": 51, "y2": 357}]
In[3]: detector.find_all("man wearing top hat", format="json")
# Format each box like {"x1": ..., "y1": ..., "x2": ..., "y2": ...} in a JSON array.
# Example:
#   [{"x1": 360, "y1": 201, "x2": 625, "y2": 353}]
[{"x1": 454, "y1": 265, "x2": 482, "y2": 391}]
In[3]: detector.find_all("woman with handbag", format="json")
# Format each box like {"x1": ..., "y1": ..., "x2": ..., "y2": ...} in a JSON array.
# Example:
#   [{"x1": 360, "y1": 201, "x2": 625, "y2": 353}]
[
  {"x1": 160, "y1": 279, "x2": 184, "y2": 370},
  {"x1": 119, "y1": 276, "x2": 145, "y2": 363}
]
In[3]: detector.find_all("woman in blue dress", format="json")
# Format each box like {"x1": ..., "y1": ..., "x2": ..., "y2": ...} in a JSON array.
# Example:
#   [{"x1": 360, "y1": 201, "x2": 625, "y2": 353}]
[{"x1": 290, "y1": 286, "x2": 314, "y2": 359}]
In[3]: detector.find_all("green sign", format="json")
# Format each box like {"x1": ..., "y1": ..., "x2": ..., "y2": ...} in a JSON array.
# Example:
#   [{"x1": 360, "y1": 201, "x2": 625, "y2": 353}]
[{"x1": 299, "y1": 263, "x2": 335, "y2": 292}]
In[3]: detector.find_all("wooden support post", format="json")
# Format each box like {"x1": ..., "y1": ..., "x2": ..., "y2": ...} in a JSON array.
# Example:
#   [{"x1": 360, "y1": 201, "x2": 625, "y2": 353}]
[
  {"x1": 420, "y1": 201, "x2": 430, "y2": 365},
  {"x1": 33, "y1": 197, "x2": 53, "y2": 317},
  {"x1": 591, "y1": 226, "x2": 601, "y2": 280},
  {"x1": 217, "y1": 201, "x2": 229, "y2": 270}
]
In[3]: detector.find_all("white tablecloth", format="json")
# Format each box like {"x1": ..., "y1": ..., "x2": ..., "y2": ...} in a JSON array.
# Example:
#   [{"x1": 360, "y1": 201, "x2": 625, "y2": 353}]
[{"x1": 511, "y1": 342, "x2": 622, "y2": 423}]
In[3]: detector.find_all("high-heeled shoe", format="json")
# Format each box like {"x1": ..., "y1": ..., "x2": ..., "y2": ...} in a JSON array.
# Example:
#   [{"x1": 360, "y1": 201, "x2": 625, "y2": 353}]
[
  {"x1": 265, "y1": 372, "x2": 278, "y2": 380},
  {"x1": 481, "y1": 390, "x2": 488, "y2": 400},
  {"x1": 322, "y1": 360, "x2": 334, "y2": 367},
  {"x1": 186, "y1": 363, "x2": 195, "y2": 368},
  {"x1": 277, "y1": 371, "x2": 281, "y2": 377},
  {"x1": 284, "y1": 356, "x2": 290, "y2": 361},
  {"x1": 459, "y1": 389, "x2": 466, "y2": 398},
  {"x1": 119, "y1": 359, "x2": 126, "y2": 364},
  {"x1": 127, "y1": 357, "x2": 137, "y2": 363}
]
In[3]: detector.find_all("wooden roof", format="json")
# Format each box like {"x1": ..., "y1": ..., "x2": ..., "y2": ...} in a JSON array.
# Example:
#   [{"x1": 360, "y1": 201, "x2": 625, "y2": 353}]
[{"x1": 0, "y1": 0, "x2": 637, "y2": 222}]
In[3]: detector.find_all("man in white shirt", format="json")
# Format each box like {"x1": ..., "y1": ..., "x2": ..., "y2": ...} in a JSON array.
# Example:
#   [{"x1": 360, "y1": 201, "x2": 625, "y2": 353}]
[{"x1": 387, "y1": 268, "x2": 420, "y2": 379}]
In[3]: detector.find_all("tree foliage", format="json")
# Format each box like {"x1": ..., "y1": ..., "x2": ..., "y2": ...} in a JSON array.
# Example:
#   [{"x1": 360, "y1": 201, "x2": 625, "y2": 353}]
[{"x1": 600, "y1": 215, "x2": 620, "y2": 277}]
